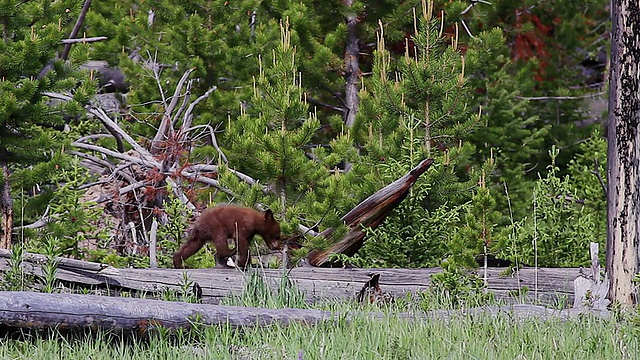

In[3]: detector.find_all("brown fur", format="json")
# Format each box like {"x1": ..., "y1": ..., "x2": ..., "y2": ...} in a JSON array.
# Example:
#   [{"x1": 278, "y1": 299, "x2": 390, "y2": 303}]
[{"x1": 173, "y1": 205, "x2": 282, "y2": 269}]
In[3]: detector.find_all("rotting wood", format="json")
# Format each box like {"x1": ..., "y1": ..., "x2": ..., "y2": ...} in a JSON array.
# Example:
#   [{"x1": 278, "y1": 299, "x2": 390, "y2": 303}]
[
  {"x1": 0, "y1": 249, "x2": 581, "y2": 306},
  {"x1": 0, "y1": 292, "x2": 608, "y2": 334},
  {"x1": 307, "y1": 158, "x2": 435, "y2": 266}
]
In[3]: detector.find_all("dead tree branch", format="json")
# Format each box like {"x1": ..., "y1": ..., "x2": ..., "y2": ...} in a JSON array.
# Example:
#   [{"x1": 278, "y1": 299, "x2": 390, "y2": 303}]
[
  {"x1": 61, "y1": 0, "x2": 93, "y2": 60},
  {"x1": 61, "y1": 36, "x2": 108, "y2": 44},
  {"x1": 308, "y1": 158, "x2": 435, "y2": 266},
  {"x1": 150, "y1": 67, "x2": 196, "y2": 154}
]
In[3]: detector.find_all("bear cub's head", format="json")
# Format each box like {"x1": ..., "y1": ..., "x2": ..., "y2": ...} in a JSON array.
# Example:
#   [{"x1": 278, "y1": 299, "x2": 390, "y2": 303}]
[{"x1": 261, "y1": 209, "x2": 282, "y2": 251}]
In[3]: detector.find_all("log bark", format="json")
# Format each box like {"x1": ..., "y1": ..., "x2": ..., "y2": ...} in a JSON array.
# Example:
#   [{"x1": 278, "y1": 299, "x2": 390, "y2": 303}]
[
  {"x1": 0, "y1": 292, "x2": 608, "y2": 334},
  {"x1": 307, "y1": 158, "x2": 434, "y2": 266},
  {"x1": 0, "y1": 249, "x2": 580, "y2": 306},
  {"x1": 606, "y1": 0, "x2": 640, "y2": 307},
  {"x1": 0, "y1": 291, "x2": 336, "y2": 332}
]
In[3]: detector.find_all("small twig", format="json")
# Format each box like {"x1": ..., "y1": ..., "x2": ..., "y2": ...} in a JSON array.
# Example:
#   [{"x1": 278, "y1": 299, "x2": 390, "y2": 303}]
[
  {"x1": 108, "y1": 162, "x2": 139, "y2": 185},
  {"x1": 250, "y1": 10, "x2": 257, "y2": 38},
  {"x1": 149, "y1": 218, "x2": 158, "y2": 268},
  {"x1": 181, "y1": 85, "x2": 217, "y2": 131},
  {"x1": 166, "y1": 68, "x2": 196, "y2": 119},
  {"x1": 171, "y1": 79, "x2": 194, "y2": 128},
  {"x1": 185, "y1": 124, "x2": 228, "y2": 164},
  {"x1": 72, "y1": 141, "x2": 159, "y2": 168},
  {"x1": 87, "y1": 106, "x2": 156, "y2": 162},
  {"x1": 591, "y1": 158, "x2": 607, "y2": 198},
  {"x1": 460, "y1": 0, "x2": 492, "y2": 15},
  {"x1": 61, "y1": 36, "x2": 107, "y2": 44},
  {"x1": 178, "y1": 171, "x2": 236, "y2": 197},
  {"x1": 516, "y1": 92, "x2": 605, "y2": 101},
  {"x1": 146, "y1": 50, "x2": 167, "y2": 105},
  {"x1": 68, "y1": 150, "x2": 115, "y2": 173},
  {"x1": 74, "y1": 134, "x2": 113, "y2": 143},
  {"x1": 75, "y1": 178, "x2": 114, "y2": 191},
  {"x1": 297, "y1": 224, "x2": 319, "y2": 237},
  {"x1": 43, "y1": 91, "x2": 72, "y2": 101},
  {"x1": 460, "y1": 19, "x2": 473, "y2": 38},
  {"x1": 306, "y1": 96, "x2": 345, "y2": 113},
  {"x1": 118, "y1": 182, "x2": 146, "y2": 196},
  {"x1": 187, "y1": 164, "x2": 260, "y2": 190},
  {"x1": 149, "y1": 64, "x2": 196, "y2": 153}
]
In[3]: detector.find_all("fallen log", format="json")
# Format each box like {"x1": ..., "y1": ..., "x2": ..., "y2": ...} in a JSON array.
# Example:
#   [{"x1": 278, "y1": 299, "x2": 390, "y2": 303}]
[
  {"x1": 0, "y1": 291, "x2": 335, "y2": 332},
  {"x1": 0, "y1": 249, "x2": 580, "y2": 306},
  {"x1": 308, "y1": 158, "x2": 435, "y2": 266},
  {"x1": 0, "y1": 292, "x2": 608, "y2": 334}
]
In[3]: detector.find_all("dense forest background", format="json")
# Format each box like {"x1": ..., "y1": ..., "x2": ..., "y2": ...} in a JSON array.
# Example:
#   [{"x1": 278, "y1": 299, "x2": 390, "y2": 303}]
[{"x1": 0, "y1": 0, "x2": 610, "y2": 272}]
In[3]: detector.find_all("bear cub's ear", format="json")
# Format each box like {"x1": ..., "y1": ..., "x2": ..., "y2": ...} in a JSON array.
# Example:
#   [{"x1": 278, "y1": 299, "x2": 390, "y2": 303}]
[{"x1": 265, "y1": 209, "x2": 274, "y2": 220}]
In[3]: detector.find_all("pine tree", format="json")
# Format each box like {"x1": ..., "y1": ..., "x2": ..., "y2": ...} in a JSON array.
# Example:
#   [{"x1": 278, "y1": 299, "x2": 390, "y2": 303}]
[
  {"x1": 0, "y1": 0, "x2": 95, "y2": 248},
  {"x1": 349, "y1": 2, "x2": 488, "y2": 267},
  {"x1": 463, "y1": 27, "x2": 548, "y2": 221},
  {"x1": 216, "y1": 24, "x2": 356, "y2": 264}
]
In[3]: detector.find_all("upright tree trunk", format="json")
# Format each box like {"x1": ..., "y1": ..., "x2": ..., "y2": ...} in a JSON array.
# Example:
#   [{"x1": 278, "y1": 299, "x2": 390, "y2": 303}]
[
  {"x1": 343, "y1": 0, "x2": 359, "y2": 128},
  {"x1": 606, "y1": 0, "x2": 640, "y2": 307},
  {"x1": 0, "y1": 162, "x2": 12, "y2": 249}
]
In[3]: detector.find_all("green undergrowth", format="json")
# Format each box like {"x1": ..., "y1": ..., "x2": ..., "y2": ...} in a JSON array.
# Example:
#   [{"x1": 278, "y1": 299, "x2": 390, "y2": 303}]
[{"x1": 1, "y1": 312, "x2": 637, "y2": 360}]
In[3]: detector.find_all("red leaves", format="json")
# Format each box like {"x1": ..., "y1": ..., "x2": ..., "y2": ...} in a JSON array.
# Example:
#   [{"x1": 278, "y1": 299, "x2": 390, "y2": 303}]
[{"x1": 513, "y1": 9, "x2": 555, "y2": 82}]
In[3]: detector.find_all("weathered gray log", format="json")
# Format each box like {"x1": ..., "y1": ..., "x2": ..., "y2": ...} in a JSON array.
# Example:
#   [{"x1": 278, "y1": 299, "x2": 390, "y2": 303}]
[
  {"x1": 308, "y1": 158, "x2": 435, "y2": 266},
  {"x1": 0, "y1": 249, "x2": 580, "y2": 306},
  {"x1": 0, "y1": 292, "x2": 608, "y2": 334},
  {"x1": 0, "y1": 291, "x2": 336, "y2": 331}
]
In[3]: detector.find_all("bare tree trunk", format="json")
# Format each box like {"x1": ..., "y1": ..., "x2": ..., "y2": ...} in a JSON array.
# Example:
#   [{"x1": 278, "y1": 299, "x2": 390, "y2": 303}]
[
  {"x1": 0, "y1": 162, "x2": 12, "y2": 249},
  {"x1": 342, "y1": 0, "x2": 360, "y2": 128},
  {"x1": 606, "y1": 0, "x2": 640, "y2": 307}
]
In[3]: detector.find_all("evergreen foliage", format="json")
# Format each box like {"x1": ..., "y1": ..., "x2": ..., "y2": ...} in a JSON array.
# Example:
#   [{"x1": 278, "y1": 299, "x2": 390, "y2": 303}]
[
  {"x1": 463, "y1": 27, "x2": 548, "y2": 221},
  {"x1": 85, "y1": 0, "x2": 282, "y2": 143},
  {"x1": 0, "y1": 0, "x2": 92, "y2": 166},
  {"x1": 348, "y1": 3, "x2": 490, "y2": 267},
  {"x1": 0, "y1": 0, "x2": 95, "y2": 246},
  {"x1": 448, "y1": 0, "x2": 609, "y2": 171},
  {"x1": 219, "y1": 24, "x2": 355, "y2": 256},
  {"x1": 0, "y1": 0, "x2": 612, "y2": 270},
  {"x1": 34, "y1": 158, "x2": 105, "y2": 257}
]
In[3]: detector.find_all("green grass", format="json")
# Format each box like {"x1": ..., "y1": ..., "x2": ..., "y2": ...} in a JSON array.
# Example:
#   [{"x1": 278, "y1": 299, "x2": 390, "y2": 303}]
[{"x1": 1, "y1": 312, "x2": 638, "y2": 360}]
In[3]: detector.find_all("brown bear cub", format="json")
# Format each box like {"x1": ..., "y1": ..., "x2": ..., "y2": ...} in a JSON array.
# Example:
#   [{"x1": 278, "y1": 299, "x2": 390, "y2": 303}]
[{"x1": 173, "y1": 205, "x2": 282, "y2": 269}]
